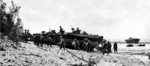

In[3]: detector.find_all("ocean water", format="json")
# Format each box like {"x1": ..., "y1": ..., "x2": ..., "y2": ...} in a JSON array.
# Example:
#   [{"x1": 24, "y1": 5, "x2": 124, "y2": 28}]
[
  {"x1": 111, "y1": 43, "x2": 150, "y2": 57},
  {"x1": 116, "y1": 43, "x2": 150, "y2": 50}
]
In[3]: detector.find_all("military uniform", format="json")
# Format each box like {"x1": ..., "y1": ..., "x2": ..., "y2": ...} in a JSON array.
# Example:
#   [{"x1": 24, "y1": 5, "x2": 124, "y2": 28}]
[{"x1": 59, "y1": 36, "x2": 65, "y2": 50}]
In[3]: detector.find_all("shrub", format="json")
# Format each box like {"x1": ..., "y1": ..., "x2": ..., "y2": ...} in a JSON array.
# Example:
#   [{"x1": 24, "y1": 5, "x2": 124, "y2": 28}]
[{"x1": 0, "y1": 0, "x2": 23, "y2": 41}]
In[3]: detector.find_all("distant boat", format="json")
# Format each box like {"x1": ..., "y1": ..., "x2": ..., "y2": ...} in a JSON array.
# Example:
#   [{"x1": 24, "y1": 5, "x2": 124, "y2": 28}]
[
  {"x1": 137, "y1": 44, "x2": 145, "y2": 47},
  {"x1": 125, "y1": 37, "x2": 140, "y2": 43},
  {"x1": 127, "y1": 44, "x2": 133, "y2": 47}
]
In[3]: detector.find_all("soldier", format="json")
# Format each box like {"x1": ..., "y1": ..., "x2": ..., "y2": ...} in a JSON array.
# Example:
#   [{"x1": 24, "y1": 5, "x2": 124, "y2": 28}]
[
  {"x1": 59, "y1": 36, "x2": 66, "y2": 50},
  {"x1": 76, "y1": 27, "x2": 81, "y2": 34},
  {"x1": 83, "y1": 38, "x2": 88, "y2": 51},
  {"x1": 113, "y1": 42, "x2": 118, "y2": 53},
  {"x1": 59, "y1": 26, "x2": 64, "y2": 35},
  {"x1": 33, "y1": 34, "x2": 38, "y2": 46},
  {"x1": 102, "y1": 42, "x2": 109, "y2": 55},
  {"x1": 24, "y1": 30, "x2": 28, "y2": 43},
  {"x1": 72, "y1": 39, "x2": 77, "y2": 49},
  {"x1": 76, "y1": 40, "x2": 80, "y2": 50},
  {"x1": 87, "y1": 40, "x2": 91, "y2": 53},
  {"x1": 44, "y1": 35, "x2": 52, "y2": 47},
  {"x1": 107, "y1": 41, "x2": 112, "y2": 53},
  {"x1": 40, "y1": 35, "x2": 45, "y2": 47},
  {"x1": 41, "y1": 31, "x2": 46, "y2": 36},
  {"x1": 24, "y1": 29, "x2": 27, "y2": 34}
]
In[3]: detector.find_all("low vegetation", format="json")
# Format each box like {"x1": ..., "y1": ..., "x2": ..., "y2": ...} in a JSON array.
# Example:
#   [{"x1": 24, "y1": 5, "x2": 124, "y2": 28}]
[{"x1": 0, "y1": 0, "x2": 23, "y2": 41}]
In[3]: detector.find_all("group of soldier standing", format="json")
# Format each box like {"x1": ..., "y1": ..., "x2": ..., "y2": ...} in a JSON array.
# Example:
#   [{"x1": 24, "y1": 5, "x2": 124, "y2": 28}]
[
  {"x1": 22, "y1": 26, "x2": 118, "y2": 55},
  {"x1": 98, "y1": 40, "x2": 118, "y2": 55},
  {"x1": 57, "y1": 35, "x2": 118, "y2": 55}
]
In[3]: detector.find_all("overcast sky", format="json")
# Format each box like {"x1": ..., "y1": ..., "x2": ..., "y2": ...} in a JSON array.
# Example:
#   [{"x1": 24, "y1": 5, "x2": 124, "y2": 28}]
[{"x1": 4, "y1": 0, "x2": 150, "y2": 41}]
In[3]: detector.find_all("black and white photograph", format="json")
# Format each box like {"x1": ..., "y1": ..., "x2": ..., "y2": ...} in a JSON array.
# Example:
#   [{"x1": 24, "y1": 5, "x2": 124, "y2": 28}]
[{"x1": 0, "y1": 0, "x2": 150, "y2": 66}]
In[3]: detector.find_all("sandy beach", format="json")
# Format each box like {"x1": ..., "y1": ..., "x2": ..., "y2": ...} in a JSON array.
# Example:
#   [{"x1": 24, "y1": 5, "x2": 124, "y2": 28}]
[{"x1": 0, "y1": 40, "x2": 150, "y2": 66}]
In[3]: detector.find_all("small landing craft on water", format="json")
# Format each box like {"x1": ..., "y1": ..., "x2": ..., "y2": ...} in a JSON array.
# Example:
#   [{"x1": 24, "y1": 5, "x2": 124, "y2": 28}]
[
  {"x1": 125, "y1": 37, "x2": 140, "y2": 44},
  {"x1": 137, "y1": 44, "x2": 145, "y2": 47}
]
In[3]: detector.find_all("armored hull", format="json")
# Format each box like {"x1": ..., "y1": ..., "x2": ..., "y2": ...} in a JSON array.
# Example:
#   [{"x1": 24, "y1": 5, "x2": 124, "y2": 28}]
[{"x1": 63, "y1": 33, "x2": 103, "y2": 42}]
